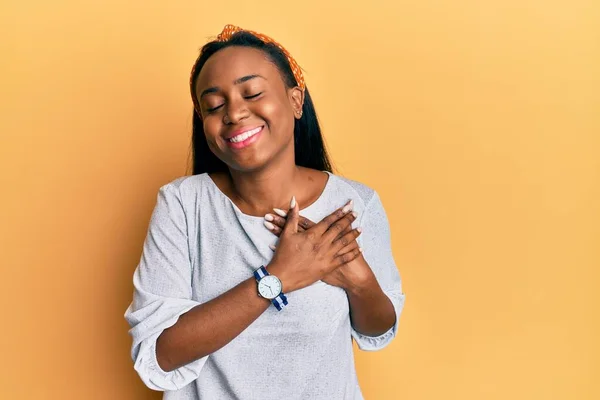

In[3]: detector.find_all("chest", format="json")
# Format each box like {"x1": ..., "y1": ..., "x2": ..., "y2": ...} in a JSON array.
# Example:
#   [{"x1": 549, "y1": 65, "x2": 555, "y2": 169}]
[{"x1": 189, "y1": 208, "x2": 350, "y2": 333}]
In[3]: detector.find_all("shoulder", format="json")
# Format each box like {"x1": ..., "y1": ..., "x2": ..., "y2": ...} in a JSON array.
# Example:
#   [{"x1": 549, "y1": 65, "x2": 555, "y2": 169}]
[
  {"x1": 327, "y1": 173, "x2": 392, "y2": 233},
  {"x1": 327, "y1": 172, "x2": 379, "y2": 208},
  {"x1": 156, "y1": 173, "x2": 213, "y2": 202}
]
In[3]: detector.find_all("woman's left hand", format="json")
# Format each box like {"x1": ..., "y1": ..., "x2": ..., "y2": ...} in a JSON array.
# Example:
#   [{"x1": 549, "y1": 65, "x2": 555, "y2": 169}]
[{"x1": 264, "y1": 210, "x2": 373, "y2": 292}]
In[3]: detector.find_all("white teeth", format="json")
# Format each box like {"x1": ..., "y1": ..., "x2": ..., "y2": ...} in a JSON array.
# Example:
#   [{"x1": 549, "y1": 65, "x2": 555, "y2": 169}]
[{"x1": 228, "y1": 127, "x2": 261, "y2": 143}]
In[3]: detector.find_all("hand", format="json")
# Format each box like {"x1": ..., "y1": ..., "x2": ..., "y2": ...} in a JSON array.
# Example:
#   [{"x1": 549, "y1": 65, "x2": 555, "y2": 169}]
[
  {"x1": 266, "y1": 197, "x2": 363, "y2": 293},
  {"x1": 264, "y1": 202, "x2": 372, "y2": 292}
]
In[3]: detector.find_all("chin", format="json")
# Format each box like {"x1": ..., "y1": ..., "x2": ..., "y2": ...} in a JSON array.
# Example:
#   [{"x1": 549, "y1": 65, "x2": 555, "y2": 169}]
[
  {"x1": 230, "y1": 160, "x2": 270, "y2": 173},
  {"x1": 216, "y1": 136, "x2": 288, "y2": 173},
  {"x1": 223, "y1": 152, "x2": 272, "y2": 173}
]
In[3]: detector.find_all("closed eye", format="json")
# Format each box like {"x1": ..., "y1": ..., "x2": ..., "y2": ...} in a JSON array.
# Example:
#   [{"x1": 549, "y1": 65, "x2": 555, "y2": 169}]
[
  {"x1": 206, "y1": 104, "x2": 224, "y2": 113},
  {"x1": 205, "y1": 92, "x2": 263, "y2": 114},
  {"x1": 244, "y1": 92, "x2": 263, "y2": 99}
]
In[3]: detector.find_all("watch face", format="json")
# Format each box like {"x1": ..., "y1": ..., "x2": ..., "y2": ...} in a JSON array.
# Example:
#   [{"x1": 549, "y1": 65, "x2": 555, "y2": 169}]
[{"x1": 258, "y1": 275, "x2": 282, "y2": 300}]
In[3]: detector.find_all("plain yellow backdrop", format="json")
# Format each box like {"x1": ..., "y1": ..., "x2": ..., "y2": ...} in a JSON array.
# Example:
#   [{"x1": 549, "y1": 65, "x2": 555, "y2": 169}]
[{"x1": 1, "y1": 0, "x2": 598, "y2": 399}]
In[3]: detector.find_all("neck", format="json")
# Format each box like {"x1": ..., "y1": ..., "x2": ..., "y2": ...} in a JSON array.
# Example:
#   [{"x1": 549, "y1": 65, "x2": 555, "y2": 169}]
[{"x1": 228, "y1": 150, "x2": 302, "y2": 216}]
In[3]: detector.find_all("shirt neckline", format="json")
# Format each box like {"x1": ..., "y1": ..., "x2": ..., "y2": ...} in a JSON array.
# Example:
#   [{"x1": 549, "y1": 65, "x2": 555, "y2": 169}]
[{"x1": 205, "y1": 170, "x2": 334, "y2": 221}]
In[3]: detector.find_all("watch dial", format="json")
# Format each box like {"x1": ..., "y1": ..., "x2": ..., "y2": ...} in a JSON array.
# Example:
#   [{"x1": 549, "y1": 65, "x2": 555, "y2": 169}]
[{"x1": 258, "y1": 275, "x2": 282, "y2": 300}]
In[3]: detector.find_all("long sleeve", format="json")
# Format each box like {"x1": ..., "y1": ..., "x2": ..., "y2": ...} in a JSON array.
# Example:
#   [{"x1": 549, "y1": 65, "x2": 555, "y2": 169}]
[
  {"x1": 124, "y1": 183, "x2": 207, "y2": 391},
  {"x1": 351, "y1": 191, "x2": 406, "y2": 351}
]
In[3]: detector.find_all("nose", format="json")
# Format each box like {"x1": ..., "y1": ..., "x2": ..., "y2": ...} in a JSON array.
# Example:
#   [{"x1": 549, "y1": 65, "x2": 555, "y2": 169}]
[{"x1": 223, "y1": 98, "x2": 249, "y2": 125}]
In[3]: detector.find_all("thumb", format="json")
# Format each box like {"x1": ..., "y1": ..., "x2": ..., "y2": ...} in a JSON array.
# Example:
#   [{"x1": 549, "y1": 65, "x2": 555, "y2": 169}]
[{"x1": 282, "y1": 196, "x2": 299, "y2": 235}]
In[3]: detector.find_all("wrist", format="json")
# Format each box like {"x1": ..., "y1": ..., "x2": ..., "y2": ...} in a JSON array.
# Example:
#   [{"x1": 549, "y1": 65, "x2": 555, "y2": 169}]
[
  {"x1": 345, "y1": 273, "x2": 376, "y2": 297},
  {"x1": 265, "y1": 261, "x2": 295, "y2": 293}
]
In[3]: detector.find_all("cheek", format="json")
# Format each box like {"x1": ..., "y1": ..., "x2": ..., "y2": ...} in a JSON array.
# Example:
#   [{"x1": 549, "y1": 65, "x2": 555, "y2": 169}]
[
  {"x1": 259, "y1": 102, "x2": 279, "y2": 122},
  {"x1": 259, "y1": 99, "x2": 293, "y2": 130},
  {"x1": 203, "y1": 119, "x2": 225, "y2": 149}
]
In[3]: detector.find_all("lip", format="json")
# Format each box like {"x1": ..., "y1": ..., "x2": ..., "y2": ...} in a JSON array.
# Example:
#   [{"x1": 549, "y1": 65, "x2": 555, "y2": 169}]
[
  {"x1": 225, "y1": 126, "x2": 264, "y2": 150},
  {"x1": 224, "y1": 125, "x2": 264, "y2": 140}
]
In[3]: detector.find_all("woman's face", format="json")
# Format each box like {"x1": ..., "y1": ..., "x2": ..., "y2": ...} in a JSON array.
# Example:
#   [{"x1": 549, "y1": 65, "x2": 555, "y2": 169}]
[{"x1": 194, "y1": 46, "x2": 303, "y2": 172}]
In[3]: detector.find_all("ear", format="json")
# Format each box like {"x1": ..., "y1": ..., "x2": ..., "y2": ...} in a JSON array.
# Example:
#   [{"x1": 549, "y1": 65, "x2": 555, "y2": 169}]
[{"x1": 288, "y1": 86, "x2": 305, "y2": 119}]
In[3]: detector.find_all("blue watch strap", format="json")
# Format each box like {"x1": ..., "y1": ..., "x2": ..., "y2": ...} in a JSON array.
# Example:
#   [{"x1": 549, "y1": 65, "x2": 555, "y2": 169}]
[
  {"x1": 253, "y1": 265, "x2": 269, "y2": 281},
  {"x1": 272, "y1": 292, "x2": 288, "y2": 311},
  {"x1": 254, "y1": 266, "x2": 288, "y2": 311}
]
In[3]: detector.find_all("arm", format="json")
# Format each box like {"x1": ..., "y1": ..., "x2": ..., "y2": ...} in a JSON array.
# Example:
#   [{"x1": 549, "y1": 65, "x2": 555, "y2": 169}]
[
  {"x1": 264, "y1": 193, "x2": 405, "y2": 346},
  {"x1": 264, "y1": 191, "x2": 405, "y2": 349},
  {"x1": 156, "y1": 276, "x2": 270, "y2": 372},
  {"x1": 125, "y1": 186, "x2": 358, "y2": 390},
  {"x1": 165, "y1": 198, "x2": 364, "y2": 371},
  {"x1": 349, "y1": 191, "x2": 405, "y2": 351},
  {"x1": 345, "y1": 265, "x2": 397, "y2": 337},
  {"x1": 124, "y1": 183, "x2": 270, "y2": 391}
]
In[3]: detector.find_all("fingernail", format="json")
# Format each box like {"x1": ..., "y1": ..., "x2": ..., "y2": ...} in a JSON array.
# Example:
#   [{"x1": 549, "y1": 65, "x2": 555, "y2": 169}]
[
  {"x1": 351, "y1": 211, "x2": 358, "y2": 218},
  {"x1": 269, "y1": 244, "x2": 277, "y2": 251},
  {"x1": 264, "y1": 214, "x2": 274, "y2": 221},
  {"x1": 290, "y1": 196, "x2": 296, "y2": 209},
  {"x1": 359, "y1": 247, "x2": 363, "y2": 253},
  {"x1": 264, "y1": 221, "x2": 275, "y2": 230},
  {"x1": 357, "y1": 227, "x2": 362, "y2": 233},
  {"x1": 273, "y1": 208, "x2": 287, "y2": 217},
  {"x1": 342, "y1": 200, "x2": 353, "y2": 214}
]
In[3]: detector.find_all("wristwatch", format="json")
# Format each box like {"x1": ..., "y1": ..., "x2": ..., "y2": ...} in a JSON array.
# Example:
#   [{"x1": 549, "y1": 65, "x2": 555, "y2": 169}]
[{"x1": 253, "y1": 266, "x2": 288, "y2": 311}]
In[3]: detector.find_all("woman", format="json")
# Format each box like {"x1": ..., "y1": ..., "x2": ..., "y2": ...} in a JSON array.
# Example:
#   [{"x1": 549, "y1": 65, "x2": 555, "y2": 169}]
[{"x1": 125, "y1": 24, "x2": 405, "y2": 399}]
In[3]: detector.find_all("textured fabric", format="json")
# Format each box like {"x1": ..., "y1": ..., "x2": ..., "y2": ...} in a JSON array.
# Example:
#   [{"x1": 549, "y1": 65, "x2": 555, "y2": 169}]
[{"x1": 124, "y1": 171, "x2": 405, "y2": 399}]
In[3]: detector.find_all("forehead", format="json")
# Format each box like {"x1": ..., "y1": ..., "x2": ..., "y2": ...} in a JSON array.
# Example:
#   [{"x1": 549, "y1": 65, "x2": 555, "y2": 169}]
[{"x1": 196, "y1": 46, "x2": 281, "y2": 90}]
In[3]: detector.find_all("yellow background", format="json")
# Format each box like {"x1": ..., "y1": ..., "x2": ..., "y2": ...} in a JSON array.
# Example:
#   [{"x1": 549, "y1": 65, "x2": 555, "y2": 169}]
[{"x1": 1, "y1": 0, "x2": 598, "y2": 399}]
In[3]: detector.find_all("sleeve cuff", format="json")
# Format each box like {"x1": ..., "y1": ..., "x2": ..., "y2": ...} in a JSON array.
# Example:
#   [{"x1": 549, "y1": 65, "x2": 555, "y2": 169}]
[
  {"x1": 127, "y1": 299, "x2": 208, "y2": 392},
  {"x1": 132, "y1": 330, "x2": 209, "y2": 392},
  {"x1": 351, "y1": 290, "x2": 405, "y2": 351}
]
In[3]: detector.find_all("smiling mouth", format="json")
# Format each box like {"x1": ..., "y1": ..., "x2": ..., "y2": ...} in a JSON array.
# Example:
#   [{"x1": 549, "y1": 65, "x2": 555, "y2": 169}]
[{"x1": 227, "y1": 126, "x2": 263, "y2": 143}]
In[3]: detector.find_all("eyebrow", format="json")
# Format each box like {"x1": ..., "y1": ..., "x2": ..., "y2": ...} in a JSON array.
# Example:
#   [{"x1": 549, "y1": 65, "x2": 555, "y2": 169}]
[{"x1": 199, "y1": 74, "x2": 266, "y2": 99}]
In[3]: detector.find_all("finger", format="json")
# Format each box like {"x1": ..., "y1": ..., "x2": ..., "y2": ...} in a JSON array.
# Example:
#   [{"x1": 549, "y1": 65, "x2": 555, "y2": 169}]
[
  {"x1": 263, "y1": 219, "x2": 283, "y2": 236},
  {"x1": 273, "y1": 208, "x2": 287, "y2": 218},
  {"x1": 298, "y1": 216, "x2": 316, "y2": 232},
  {"x1": 331, "y1": 211, "x2": 358, "y2": 241},
  {"x1": 282, "y1": 196, "x2": 299, "y2": 235},
  {"x1": 310, "y1": 199, "x2": 353, "y2": 236},
  {"x1": 336, "y1": 239, "x2": 360, "y2": 257},
  {"x1": 268, "y1": 212, "x2": 316, "y2": 233},
  {"x1": 332, "y1": 247, "x2": 363, "y2": 268},
  {"x1": 323, "y1": 210, "x2": 358, "y2": 243},
  {"x1": 332, "y1": 227, "x2": 362, "y2": 254},
  {"x1": 265, "y1": 213, "x2": 286, "y2": 234},
  {"x1": 335, "y1": 220, "x2": 354, "y2": 241}
]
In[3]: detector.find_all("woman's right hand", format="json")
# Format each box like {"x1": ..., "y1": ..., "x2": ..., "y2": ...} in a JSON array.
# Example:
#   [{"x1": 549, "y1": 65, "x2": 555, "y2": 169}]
[{"x1": 266, "y1": 197, "x2": 362, "y2": 293}]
